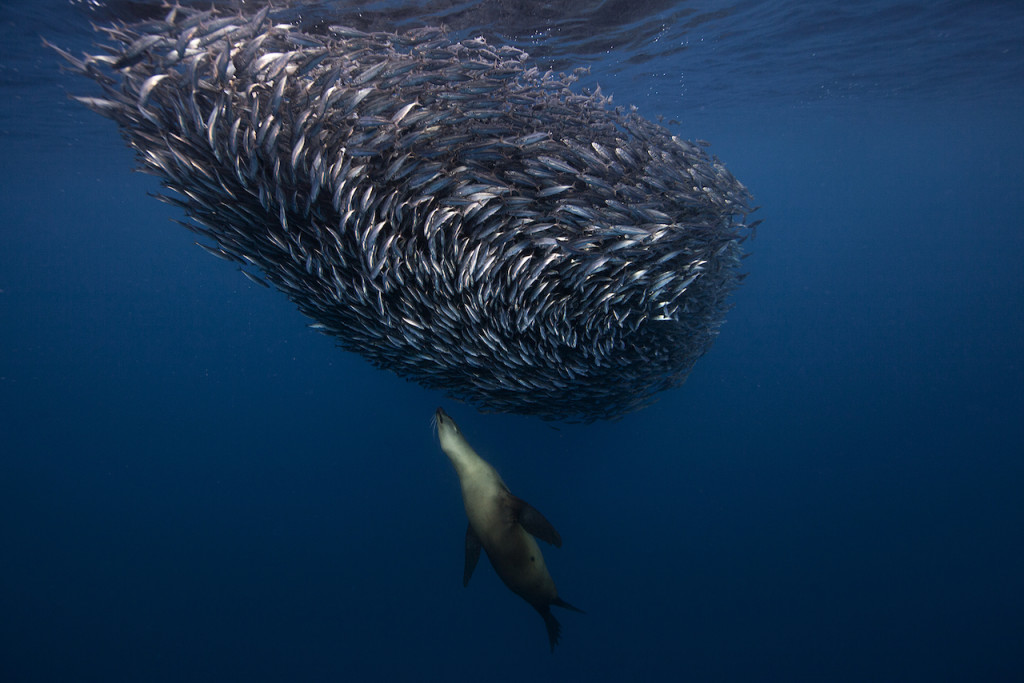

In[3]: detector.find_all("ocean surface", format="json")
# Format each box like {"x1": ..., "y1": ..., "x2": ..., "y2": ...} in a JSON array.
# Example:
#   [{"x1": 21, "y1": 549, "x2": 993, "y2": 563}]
[{"x1": 1, "y1": 1, "x2": 1022, "y2": 680}]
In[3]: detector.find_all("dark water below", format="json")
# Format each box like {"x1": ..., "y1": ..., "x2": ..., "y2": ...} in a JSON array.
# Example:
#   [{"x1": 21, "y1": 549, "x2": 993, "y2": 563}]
[{"x1": 1, "y1": 1, "x2": 1022, "y2": 681}]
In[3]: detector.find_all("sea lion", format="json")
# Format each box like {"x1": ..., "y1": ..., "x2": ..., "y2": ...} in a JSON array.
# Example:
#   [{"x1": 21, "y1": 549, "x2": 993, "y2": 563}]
[{"x1": 435, "y1": 407, "x2": 582, "y2": 651}]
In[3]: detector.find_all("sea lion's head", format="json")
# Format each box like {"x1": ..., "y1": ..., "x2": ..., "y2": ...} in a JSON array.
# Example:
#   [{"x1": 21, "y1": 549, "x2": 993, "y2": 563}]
[{"x1": 434, "y1": 407, "x2": 466, "y2": 455}]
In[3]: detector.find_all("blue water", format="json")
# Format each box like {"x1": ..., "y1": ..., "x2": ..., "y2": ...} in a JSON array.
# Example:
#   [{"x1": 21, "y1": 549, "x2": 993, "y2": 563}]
[{"x1": 2, "y1": 1, "x2": 1022, "y2": 681}]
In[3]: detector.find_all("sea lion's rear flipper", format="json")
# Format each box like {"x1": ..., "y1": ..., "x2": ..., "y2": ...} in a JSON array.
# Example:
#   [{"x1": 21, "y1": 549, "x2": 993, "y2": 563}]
[
  {"x1": 463, "y1": 524, "x2": 482, "y2": 586},
  {"x1": 508, "y1": 495, "x2": 563, "y2": 547},
  {"x1": 537, "y1": 605, "x2": 562, "y2": 652},
  {"x1": 552, "y1": 597, "x2": 585, "y2": 613},
  {"x1": 539, "y1": 598, "x2": 585, "y2": 651}
]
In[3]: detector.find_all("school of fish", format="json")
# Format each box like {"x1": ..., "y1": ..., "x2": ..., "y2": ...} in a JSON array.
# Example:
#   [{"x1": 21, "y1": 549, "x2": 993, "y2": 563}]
[{"x1": 55, "y1": 3, "x2": 756, "y2": 421}]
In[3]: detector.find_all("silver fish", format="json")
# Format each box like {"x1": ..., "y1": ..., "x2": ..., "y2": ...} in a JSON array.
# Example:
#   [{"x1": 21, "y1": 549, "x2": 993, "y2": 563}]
[{"x1": 57, "y1": 3, "x2": 756, "y2": 422}]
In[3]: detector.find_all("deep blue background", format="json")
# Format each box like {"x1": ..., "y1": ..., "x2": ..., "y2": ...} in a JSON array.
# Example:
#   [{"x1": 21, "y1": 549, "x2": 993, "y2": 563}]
[{"x1": 2, "y1": 1, "x2": 1022, "y2": 681}]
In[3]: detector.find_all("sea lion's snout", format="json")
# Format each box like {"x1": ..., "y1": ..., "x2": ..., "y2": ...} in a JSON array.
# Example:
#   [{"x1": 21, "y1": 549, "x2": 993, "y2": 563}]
[
  {"x1": 435, "y1": 407, "x2": 460, "y2": 433},
  {"x1": 435, "y1": 407, "x2": 463, "y2": 448}
]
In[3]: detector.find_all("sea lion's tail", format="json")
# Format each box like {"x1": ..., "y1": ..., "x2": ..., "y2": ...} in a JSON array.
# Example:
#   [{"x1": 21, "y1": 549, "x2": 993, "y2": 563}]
[{"x1": 539, "y1": 598, "x2": 584, "y2": 652}]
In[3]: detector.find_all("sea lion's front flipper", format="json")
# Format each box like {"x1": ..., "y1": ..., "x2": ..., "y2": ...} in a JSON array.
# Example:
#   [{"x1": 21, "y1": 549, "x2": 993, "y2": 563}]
[
  {"x1": 463, "y1": 524, "x2": 482, "y2": 586},
  {"x1": 509, "y1": 496, "x2": 563, "y2": 547}
]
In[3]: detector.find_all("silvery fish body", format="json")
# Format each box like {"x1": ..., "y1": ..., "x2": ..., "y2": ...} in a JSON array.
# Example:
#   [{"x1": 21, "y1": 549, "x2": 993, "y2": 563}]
[{"x1": 59, "y1": 4, "x2": 755, "y2": 421}]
